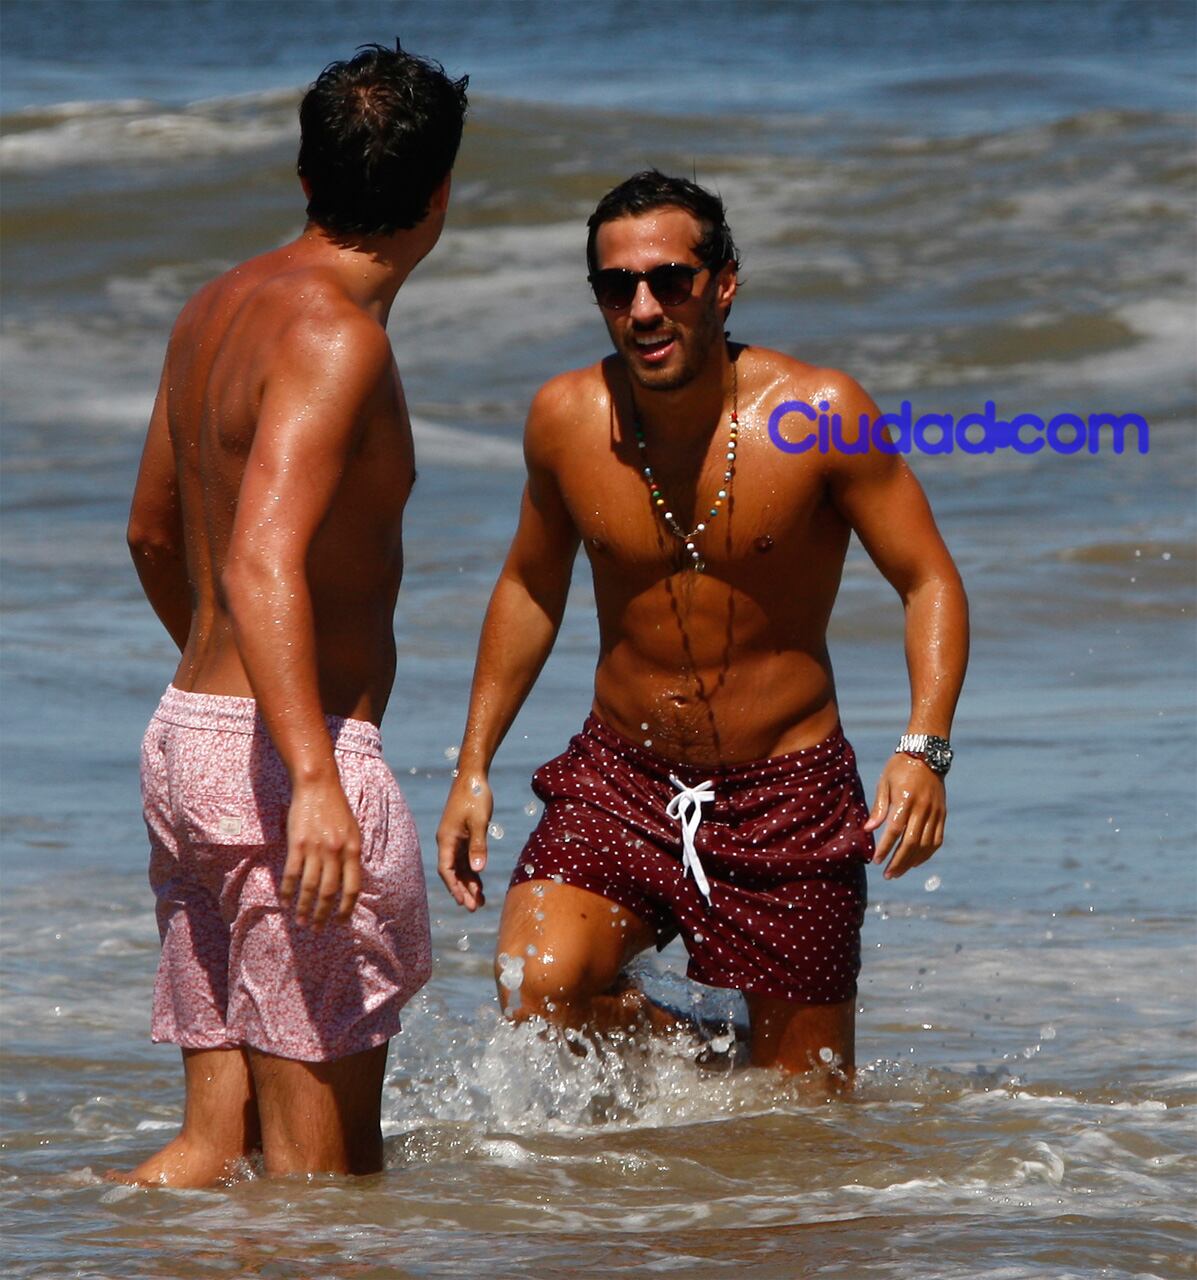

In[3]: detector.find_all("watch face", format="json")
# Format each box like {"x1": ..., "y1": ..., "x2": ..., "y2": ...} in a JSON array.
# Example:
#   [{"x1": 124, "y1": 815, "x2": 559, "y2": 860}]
[{"x1": 926, "y1": 740, "x2": 953, "y2": 773}]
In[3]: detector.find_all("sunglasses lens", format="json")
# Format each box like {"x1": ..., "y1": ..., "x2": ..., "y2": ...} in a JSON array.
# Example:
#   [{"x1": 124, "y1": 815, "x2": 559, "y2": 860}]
[
  {"x1": 648, "y1": 265, "x2": 697, "y2": 306},
  {"x1": 592, "y1": 270, "x2": 637, "y2": 309},
  {"x1": 590, "y1": 265, "x2": 702, "y2": 309}
]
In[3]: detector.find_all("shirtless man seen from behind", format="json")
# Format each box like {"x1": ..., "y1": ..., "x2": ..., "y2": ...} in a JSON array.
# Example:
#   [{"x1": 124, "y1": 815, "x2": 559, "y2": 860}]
[
  {"x1": 119, "y1": 45, "x2": 467, "y2": 1186},
  {"x1": 438, "y1": 170, "x2": 968, "y2": 1086}
]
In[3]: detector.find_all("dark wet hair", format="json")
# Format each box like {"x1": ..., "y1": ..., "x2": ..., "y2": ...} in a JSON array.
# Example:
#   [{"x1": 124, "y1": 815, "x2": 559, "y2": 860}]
[
  {"x1": 585, "y1": 169, "x2": 741, "y2": 275},
  {"x1": 298, "y1": 42, "x2": 468, "y2": 237}
]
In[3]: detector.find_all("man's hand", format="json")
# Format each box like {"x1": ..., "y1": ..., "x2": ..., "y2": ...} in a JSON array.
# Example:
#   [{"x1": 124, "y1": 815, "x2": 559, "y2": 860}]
[
  {"x1": 280, "y1": 777, "x2": 362, "y2": 927},
  {"x1": 864, "y1": 754, "x2": 946, "y2": 880},
  {"x1": 437, "y1": 775, "x2": 492, "y2": 911}
]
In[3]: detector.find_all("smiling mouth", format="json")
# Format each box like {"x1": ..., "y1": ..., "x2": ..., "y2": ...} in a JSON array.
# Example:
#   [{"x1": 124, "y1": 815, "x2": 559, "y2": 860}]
[{"x1": 630, "y1": 333, "x2": 676, "y2": 362}]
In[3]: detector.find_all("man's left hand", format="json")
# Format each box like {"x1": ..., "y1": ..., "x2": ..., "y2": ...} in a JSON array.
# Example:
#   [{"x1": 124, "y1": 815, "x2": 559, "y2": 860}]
[{"x1": 864, "y1": 754, "x2": 946, "y2": 879}]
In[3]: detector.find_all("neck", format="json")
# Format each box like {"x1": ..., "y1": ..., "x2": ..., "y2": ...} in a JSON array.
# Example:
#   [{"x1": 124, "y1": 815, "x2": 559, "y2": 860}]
[
  {"x1": 630, "y1": 340, "x2": 736, "y2": 437},
  {"x1": 293, "y1": 221, "x2": 437, "y2": 325}
]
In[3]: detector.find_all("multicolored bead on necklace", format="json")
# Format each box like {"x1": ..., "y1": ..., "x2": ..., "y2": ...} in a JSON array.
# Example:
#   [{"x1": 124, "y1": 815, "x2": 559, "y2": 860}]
[{"x1": 633, "y1": 358, "x2": 738, "y2": 572}]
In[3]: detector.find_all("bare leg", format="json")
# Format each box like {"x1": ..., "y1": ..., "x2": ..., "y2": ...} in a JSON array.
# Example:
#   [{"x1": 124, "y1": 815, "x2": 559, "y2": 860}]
[
  {"x1": 109, "y1": 1047, "x2": 259, "y2": 1187},
  {"x1": 248, "y1": 1042, "x2": 388, "y2": 1177},
  {"x1": 745, "y1": 993, "x2": 855, "y2": 1094},
  {"x1": 496, "y1": 880, "x2": 675, "y2": 1034}
]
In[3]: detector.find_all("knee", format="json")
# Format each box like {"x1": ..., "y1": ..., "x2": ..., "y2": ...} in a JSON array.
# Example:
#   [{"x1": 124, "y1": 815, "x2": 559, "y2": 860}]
[{"x1": 494, "y1": 947, "x2": 593, "y2": 1022}]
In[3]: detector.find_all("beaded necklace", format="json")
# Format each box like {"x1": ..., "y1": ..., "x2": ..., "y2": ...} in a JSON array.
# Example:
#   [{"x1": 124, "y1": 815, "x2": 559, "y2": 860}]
[{"x1": 633, "y1": 357, "x2": 738, "y2": 573}]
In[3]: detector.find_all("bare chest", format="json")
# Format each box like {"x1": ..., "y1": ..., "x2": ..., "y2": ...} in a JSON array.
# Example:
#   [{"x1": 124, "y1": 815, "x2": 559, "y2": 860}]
[{"x1": 559, "y1": 426, "x2": 836, "y2": 578}]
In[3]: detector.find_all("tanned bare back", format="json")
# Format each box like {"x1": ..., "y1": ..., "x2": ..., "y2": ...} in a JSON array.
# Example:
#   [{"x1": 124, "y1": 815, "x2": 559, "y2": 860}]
[{"x1": 158, "y1": 245, "x2": 415, "y2": 723}]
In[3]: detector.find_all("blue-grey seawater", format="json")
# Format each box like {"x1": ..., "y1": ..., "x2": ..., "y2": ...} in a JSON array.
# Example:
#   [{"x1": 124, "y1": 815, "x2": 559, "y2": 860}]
[{"x1": 2, "y1": 3, "x2": 1194, "y2": 1277}]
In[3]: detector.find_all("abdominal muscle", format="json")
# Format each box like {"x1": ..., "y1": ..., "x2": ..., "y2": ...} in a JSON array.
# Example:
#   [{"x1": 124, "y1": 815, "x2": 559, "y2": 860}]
[{"x1": 592, "y1": 639, "x2": 840, "y2": 767}]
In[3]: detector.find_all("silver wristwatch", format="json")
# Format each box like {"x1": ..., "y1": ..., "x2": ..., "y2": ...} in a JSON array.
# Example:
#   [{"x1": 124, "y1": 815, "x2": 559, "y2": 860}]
[{"x1": 896, "y1": 733, "x2": 953, "y2": 776}]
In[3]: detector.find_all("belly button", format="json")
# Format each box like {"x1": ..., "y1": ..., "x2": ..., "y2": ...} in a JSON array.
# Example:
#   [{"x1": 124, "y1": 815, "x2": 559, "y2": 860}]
[
  {"x1": 591, "y1": 536, "x2": 606, "y2": 554},
  {"x1": 754, "y1": 534, "x2": 774, "y2": 553}
]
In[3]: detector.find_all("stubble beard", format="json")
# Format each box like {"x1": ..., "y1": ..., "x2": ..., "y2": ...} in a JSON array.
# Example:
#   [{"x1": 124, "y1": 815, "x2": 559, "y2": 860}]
[{"x1": 616, "y1": 296, "x2": 726, "y2": 394}]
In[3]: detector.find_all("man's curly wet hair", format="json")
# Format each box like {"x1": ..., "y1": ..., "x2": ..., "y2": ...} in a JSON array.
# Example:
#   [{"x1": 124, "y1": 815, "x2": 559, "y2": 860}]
[
  {"x1": 298, "y1": 42, "x2": 468, "y2": 237},
  {"x1": 585, "y1": 169, "x2": 741, "y2": 277}
]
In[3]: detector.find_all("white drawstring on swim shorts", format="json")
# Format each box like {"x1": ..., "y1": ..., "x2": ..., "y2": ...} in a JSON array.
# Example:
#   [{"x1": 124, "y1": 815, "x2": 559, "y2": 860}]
[{"x1": 666, "y1": 775, "x2": 715, "y2": 903}]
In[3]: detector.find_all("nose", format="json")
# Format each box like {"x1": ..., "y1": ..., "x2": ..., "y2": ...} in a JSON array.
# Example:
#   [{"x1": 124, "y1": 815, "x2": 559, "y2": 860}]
[{"x1": 629, "y1": 279, "x2": 664, "y2": 326}]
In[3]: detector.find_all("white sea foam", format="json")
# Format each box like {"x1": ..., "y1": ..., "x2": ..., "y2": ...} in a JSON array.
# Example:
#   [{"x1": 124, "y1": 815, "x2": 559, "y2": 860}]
[
  {"x1": 1065, "y1": 297, "x2": 1197, "y2": 393},
  {"x1": 1, "y1": 89, "x2": 298, "y2": 170}
]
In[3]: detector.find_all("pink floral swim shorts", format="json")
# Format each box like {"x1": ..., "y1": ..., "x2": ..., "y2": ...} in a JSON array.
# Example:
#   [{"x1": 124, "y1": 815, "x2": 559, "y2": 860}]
[{"x1": 141, "y1": 685, "x2": 431, "y2": 1063}]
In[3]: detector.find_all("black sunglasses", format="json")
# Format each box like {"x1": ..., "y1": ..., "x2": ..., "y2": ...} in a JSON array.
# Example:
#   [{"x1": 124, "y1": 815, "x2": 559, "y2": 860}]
[{"x1": 588, "y1": 262, "x2": 708, "y2": 311}]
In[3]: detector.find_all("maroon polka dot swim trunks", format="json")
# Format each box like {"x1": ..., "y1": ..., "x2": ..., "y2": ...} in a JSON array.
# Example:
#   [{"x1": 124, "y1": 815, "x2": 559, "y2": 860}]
[
  {"x1": 141, "y1": 686, "x2": 431, "y2": 1063},
  {"x1": 511, "y1": 715, "x2": 874, "y2": 1005}
]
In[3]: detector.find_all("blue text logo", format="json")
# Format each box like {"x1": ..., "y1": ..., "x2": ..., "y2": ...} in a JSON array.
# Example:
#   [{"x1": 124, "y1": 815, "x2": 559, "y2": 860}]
[{"x1": 766, "y1": 400, "x2": 1150, "y2": 456}]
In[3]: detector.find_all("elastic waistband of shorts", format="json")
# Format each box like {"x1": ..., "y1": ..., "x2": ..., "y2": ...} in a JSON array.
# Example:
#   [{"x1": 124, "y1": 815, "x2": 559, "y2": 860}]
[
  {"x1": 152, "y1": 685, "x2": 382, "y2": 758},
  {"x1": 578, "y1": 712, "x2": 855, "y2": 787}
]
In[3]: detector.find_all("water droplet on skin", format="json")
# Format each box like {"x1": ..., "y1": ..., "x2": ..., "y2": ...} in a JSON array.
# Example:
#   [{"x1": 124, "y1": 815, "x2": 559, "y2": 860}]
[
  {"x1": 610, "y1": 905, "x2": 619, "y2": 913},
  {"x1": 640, "y1": 722, "x2": 649, "y2": 731},
  {"x1": 924, "y1": 874, "x2": 942, "y2": 892},
  {"x1": 818, "y1": 1046, "x2": 835, "y2": 1063},
  {"x1": 693, "y1": 932, "x2": 705, "y2": 943},
  {"x1": 456, "y1": 935, "x2": 470, "y2": 952},
  {"x1": 644, "y1": 739, "x2": 653, "y2": 748},
  {"x1": 497, "y1": 953, "x2": 525, "y2": 992},
  {"x1": 534, "y1": 911, "x2": 545, "y2": 921},
  {"x1": 488, "y1": 823, "x2": 504, "y2": 840},
  {"x1": 531, "y1": 884, "x2": 545, "y2": 896},
  {"x1": 525, "y1": 944, "x2": 538, "y2": 957},
  {"x1": 471, "y1": 781, "x2": 482, "y2": 796}
]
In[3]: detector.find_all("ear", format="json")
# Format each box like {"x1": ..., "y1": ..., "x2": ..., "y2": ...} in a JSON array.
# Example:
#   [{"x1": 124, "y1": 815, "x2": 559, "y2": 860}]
[
  {"x1": 715, "y1": 261, "x2": 737, "y2": 319},
  {"x1": 429, "y1": 171, "x2": 452, "y2": 214}
]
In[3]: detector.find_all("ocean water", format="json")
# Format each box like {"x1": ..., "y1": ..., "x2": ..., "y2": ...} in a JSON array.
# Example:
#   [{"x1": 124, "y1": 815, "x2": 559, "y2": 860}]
[{"x1": 1, "y1": 2, "x2": 1195, "y2": 1277}]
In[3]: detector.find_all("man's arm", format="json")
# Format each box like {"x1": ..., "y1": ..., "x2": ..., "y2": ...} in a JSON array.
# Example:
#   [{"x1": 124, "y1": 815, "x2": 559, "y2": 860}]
[
  {"x1": 822, "y1": 371, "x2": 970, "y2": 880},
  {"x1": 437, "y1": 381, "x2": 582, "y2": 911},
  {"x1": 222, "y1": 312, "x2": 391, "y2": 927},
  {"x1": 128, "y1": 361, "x2": 190, "y2": 650}
]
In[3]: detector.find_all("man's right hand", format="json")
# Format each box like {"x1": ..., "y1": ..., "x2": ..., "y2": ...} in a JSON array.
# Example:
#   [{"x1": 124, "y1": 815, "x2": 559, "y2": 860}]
[
  {"x1": 280, "y1": 776, "x2": 362, "y2": 927},
  {"x1": 437, "y1": 775, "x2": 492, "y2": 911}
]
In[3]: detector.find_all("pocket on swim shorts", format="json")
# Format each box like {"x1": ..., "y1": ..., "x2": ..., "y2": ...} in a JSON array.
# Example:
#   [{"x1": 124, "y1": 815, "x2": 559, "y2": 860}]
[
  {"x1": 174, "y1": 789, "x2": 287, "y2": 850},
  {"x1": 530, "y1": 742, "x2": 598, "y2": 804}
]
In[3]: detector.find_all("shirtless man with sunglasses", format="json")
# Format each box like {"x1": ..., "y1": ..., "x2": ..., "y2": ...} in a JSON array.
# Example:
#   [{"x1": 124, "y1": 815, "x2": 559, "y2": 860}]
[{"x1": 437, "y1": 170, "x2": 968, "y2": 1082}]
